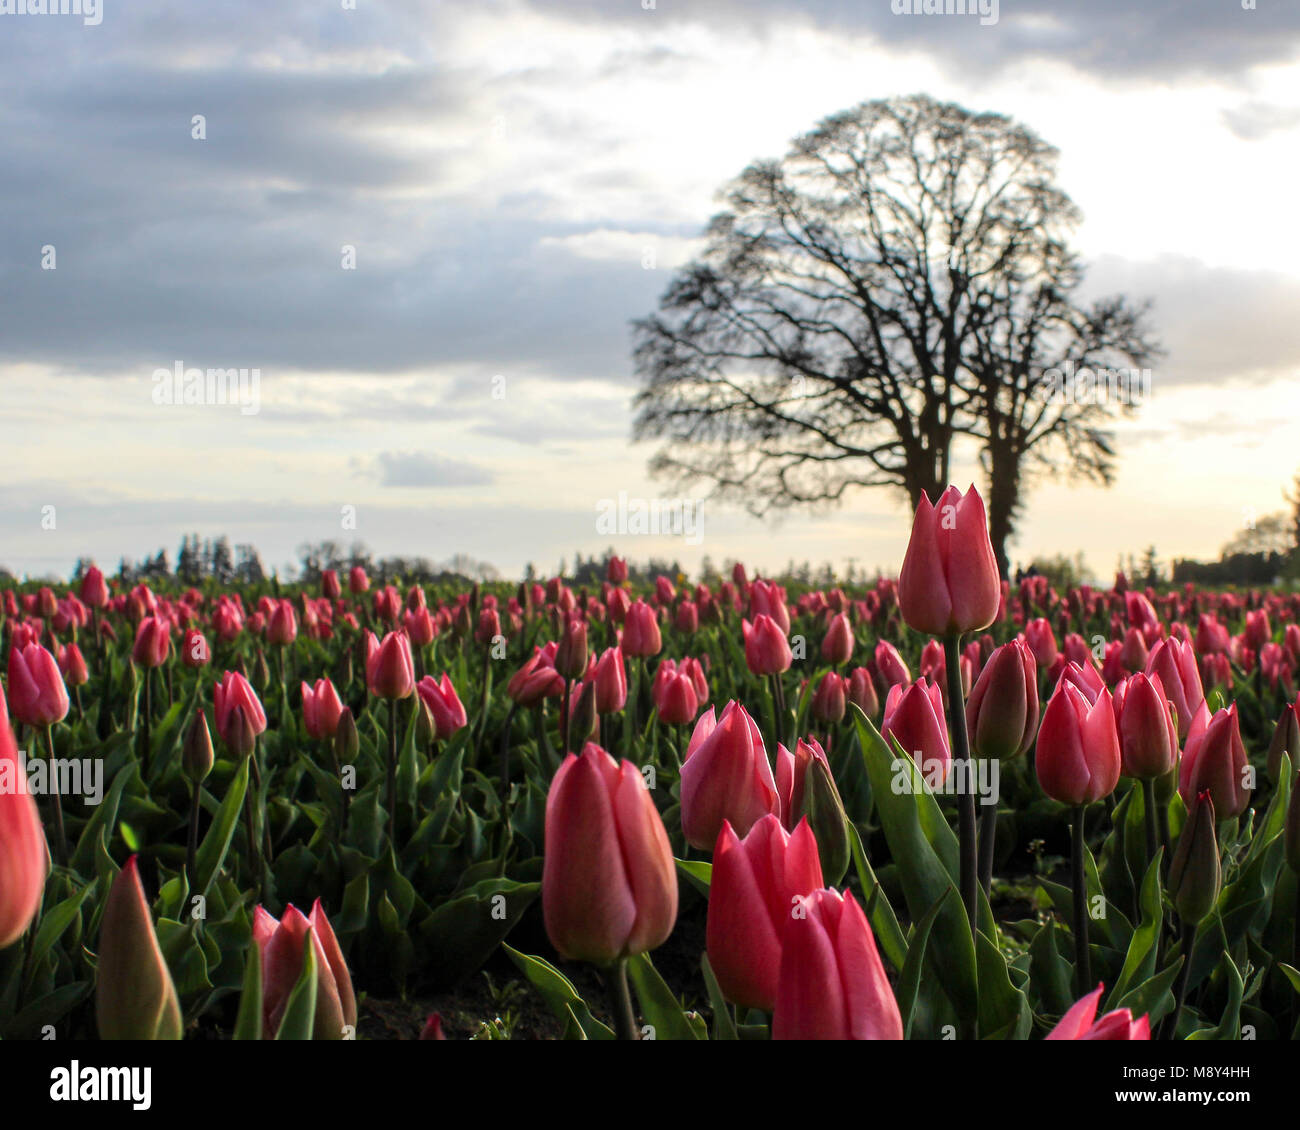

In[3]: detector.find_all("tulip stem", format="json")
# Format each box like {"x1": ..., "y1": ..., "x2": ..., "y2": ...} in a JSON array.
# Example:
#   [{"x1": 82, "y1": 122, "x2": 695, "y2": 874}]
[
  {"x1": 943, "y1": 636, "x2": 979, "y2": 941},
  {"x1": 1071, "y1": 803, "x2": 1091, "y2": 996},
  {"x1": 140, "y1": 669, "x2": 152, "y2": 778},
  {"x1": 560, "y1": 678, "x2": 572, "y2": 755},
  {"x1": 978, "y1": 796, "x2": 997, "y2": 897},
  {"x1": 187, "y1": 778, "x2": 202, "y2": 889},
  {"x1": 44, "y1": 726, "x2": 68, "y2": 868},
  {"x1": 498, "y1": 702, "x2": 517, "y2": 797},
  {"x1": 1141, "y1": 778, "x2": 1159, "y2": 866},
  {"x1": 606, "y1": 958, "x2": 638, "y2": 1041},
  {"x1": 386, "y1": 698, "x2": 399, "y2": 847},
  {"x1": 1164, "y1": 920, "x2": 1196, "y2": 1040}
]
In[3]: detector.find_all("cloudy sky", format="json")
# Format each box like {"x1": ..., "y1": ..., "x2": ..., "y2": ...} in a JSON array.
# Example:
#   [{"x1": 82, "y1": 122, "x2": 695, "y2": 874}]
[{"x1": 2, "y1": 0, "x2": 1298, "y2": 582}]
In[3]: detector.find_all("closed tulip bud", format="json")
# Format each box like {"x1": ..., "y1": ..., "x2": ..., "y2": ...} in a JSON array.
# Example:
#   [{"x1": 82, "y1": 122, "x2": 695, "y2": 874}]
[
  {"x1": 1267, "y1": 703, "x2": 1300, "y2": 782},
  {"x1": 366, "y1": 630, "x2": 415, "y2": 700},
  {"x1": 253, "y1": 648, "x2": 271, "y2": 690},
  {"x1": 1120, "y1": 627, "x2": 1149, "y2": 672},
  {"x1": 0, "y1": 712, "x2": 46, "y2": 948},
  {"x1": 1035, "y1": 681, "x2": 1121, "y2": 806},
  {"x1": 182, "y1": 710, "x2": 214, "y2": 785},
  {"x1": 404, "y1": 606, "x2": 436, "y2": 649},
  {"x1": 898, "y1": 484, "x2": 1000, "y2": 638},
  {"x1": 416, "y1": 674, "x2": 468, "y2": 741},
  {"x1": 621, "y1": 600, "x2": 662, "y2": 657},
  {"x1": 543, "y1": 743, "x2": 677, "y2": 963},
  {"x1": 321, "y1": 569, "x2": 341, "y2": 600},
  {"x1": 348, "y1": 565, "x2": 370, "y2": 594},
  {"x1": 1112, "y1": 673, "x2": 1180, "y2": 780},
  {"x1": 8, "y1": 642, "x2": 70, "y2": 727},
  {"x1": 301, "y1": 678, "x2": 345, "y2": 741},
  {"x1": 182, "y1": 628, "x2": 210, "y2": 668},
  {"x1": 131, "y1": 616, "x2": 171, "y2": 668},
  {"x1": 568, "y1": 678, "x2": 599, "y2": 746},
  {"x1": 680, "y1": 702, "x2": 781, "y2": 849},
  {"x1": 554, "y1": 617, "x2": 588, "y2": 679},
  {"x1": 773, "y1": 888, "x2": 903, "y2": 1040},
  {"x1": 594, "y1": 647, "x2": 628, "y2": 713},
  {"x1": 965, "y1": 639, "x2": 1039, "y2": 760},
  {"x1": 58, "y1": 642, "x2": 89, "y2": 687},
  {"x1": 674, "y1": 600, "x2": 699, "y2": 634},
  {"x1": 475, "y1": 608, "x2": 501, "y2": 645},
  {"x1": 80, "y1": 566, "x2": 109, "y2": 608},
  {"x1": 268, "y1": 600, "x2": 297, "y2": 646},
  {"x1": 255, "y1": 900, "x2": 357, "y2": 1040},
  {"x1": 335, "y1": 706, "x2": 360, "y2": 766},
  {"x1": 655, "y1": 670, "x2": 699, "y2": 725},
  {"x1": 873, "y1": 640, "x2": 910, "y2": 691},
  {"x1": 820, "y1": 613, "x2": 854, "y2": 666},
  {"x1": 1046, "y1": 984, "x2": 1151, "y2": 1040},
  {"x1": 213, "y1": 671, "x2": 267, "y2": 757},
  {"x1": 1168, "y1": 790, "x2": 1220, "y2": 926},
  {"x1": 707, "y1": 815, "x2": 824, "y2": 1011},
  {"x1": 882, "y1": 679, "x2": 951, "y2": 785},
  {"x1": 847, "y1": 666, "x2": 880, "y2": 719},
  {"x1": 810, "y1": 670, "x2": 847, "y2": 725},
  {"x1": 1024, "y1": 618, "x2": 1058, "y2": 668},
  {"x1": 96, "y1": 857, "x2": 183, "y2": 1040},
  {"x1": 742, "y1": 614, "x2": 792, "y2": 676},
  {"x1": 1178, "y1": 703, "x2": 1250, "y2": 820},
  {"x1": 607, "y1": 556, "x2": 628, "y2": 585},
  {"x1": 802, "y1": 750, "x2": 850, "y2": 885}
]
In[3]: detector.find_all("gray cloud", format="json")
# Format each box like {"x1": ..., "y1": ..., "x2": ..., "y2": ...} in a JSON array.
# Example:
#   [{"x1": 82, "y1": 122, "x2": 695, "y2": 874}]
[{"x1": 372, "y1": 451, "x2": 495, "y2": 488}]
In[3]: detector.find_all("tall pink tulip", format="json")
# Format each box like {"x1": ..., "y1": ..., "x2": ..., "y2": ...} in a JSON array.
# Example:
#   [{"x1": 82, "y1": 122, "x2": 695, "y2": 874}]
[
  {"x1": 772, "y1": 888, "x2": 902, "y2": 1040},
  {"x1": 708, "y1": 815, "x2": 824, "y2": 1011},
  {"x1": 621, "y1": 600, "x2": 662, "y2": 658},
  {"x1": 1112, "y1": 673, "x2": 1178, "y2": 780},
  {"x1": 542, "y1": 743, "x2": 677, "y2": 964},
  {"x1": 897, "y1": 484, "x2": 1000, "y2": 637},
  {"x1": 742, "y1": 614, "x2": 792, "y2": 676},
  {"x1": 365, "y1": 631, "x2": 415, "y2": 700}
]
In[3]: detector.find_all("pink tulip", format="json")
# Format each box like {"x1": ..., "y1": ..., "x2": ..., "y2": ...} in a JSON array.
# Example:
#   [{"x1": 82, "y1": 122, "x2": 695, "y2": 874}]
[
  {"x1": 882, "y1": 679, "x2": 951, "y2": 785},
  {"x1": 707, "y1": 815, "x2": 824, "y2": 1011},
  {"x1": 1035, "y1": 681, "x2": 1121, "y2": 806},
  {"x1": 365, "y1": 631, "x2": 415, "y2": 700},
  {"x1": 772, "y1": 888, "x2": 903, "y2": 1040},
  {"x1": 213, "y1": 670, "x2": 267, "y2": 756},
  {"x1": 132, "y1": 616, "x2": 172, "y2": 668},
  {"x1": 301, "y1": 678, "x2": 345, "y2": 741},
  {"x1": 1179, "y1": 702, "x2": 1250, "y2": 820},
  {"x1": 1145, "y1": 638, "x2": 1204, "y2": 740},
  {"x1": 965, "y1": 638, "x2": 1039, "y2": 760},
  {"x1": 1112, "y1": 673, "x2": 1179, "y2": 780},
  {"x1": 680, "y1": 702, "x2": 780, "y2": 849},
  {"x1": 0, "y1": 706, "x2": 46, "y2": 948},
  {"x1": 416, "y1": 674, "x2": 468, "y2": 740},
  {"x1": 542, "y1": 743, "x2": 677, "y2": 963},
  {"x1": 1046, "y1": 984, "x2": 1150, "y2": 1040},
  {"x1": 743, "y1": 614, "x2": 792, "y2": 676},
  {"x1": 898, "y1": 484, "x2": 1001, "y2": 637},
  {"x1": 254, "y1": 899, "x2": 357, "y2": 1040},
  {"x1": 7, "y1": 643, "x2": 70, "y2": 727},
  {"x1": 621, "y1": 600, "x2": 662, "y2": 657}
]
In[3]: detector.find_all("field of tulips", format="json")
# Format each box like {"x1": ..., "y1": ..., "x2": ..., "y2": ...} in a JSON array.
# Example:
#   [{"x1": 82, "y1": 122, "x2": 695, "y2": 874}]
[{"x1": 1, "y1": 485, "x2": 1298, "y2": 1060}]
